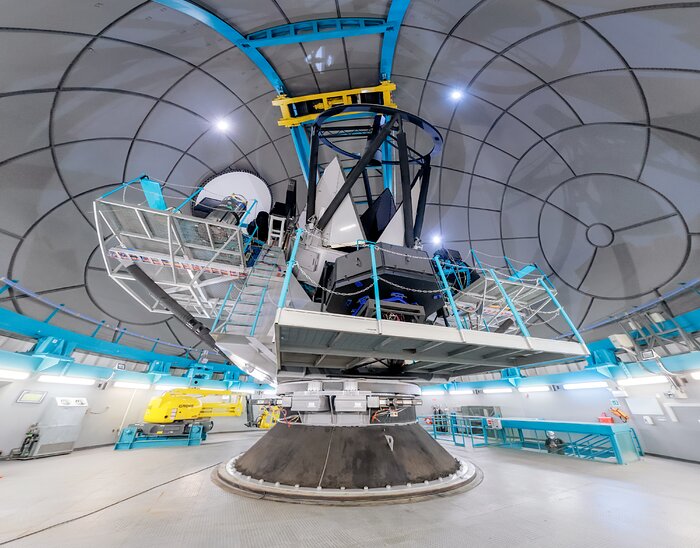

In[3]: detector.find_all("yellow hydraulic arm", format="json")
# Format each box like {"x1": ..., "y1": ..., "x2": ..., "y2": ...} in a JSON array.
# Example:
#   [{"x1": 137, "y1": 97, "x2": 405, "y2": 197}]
[{"x1": 143, "y1": 388, "x2": 245, "y2": 424}]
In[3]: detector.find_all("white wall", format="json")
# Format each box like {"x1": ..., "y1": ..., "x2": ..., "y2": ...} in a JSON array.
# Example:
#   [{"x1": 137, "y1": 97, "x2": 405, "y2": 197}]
[
  {"x1": 0, "y1": 379, "x2": 250, "y2": 456},
  {"x1": 419, "y1": 387, "x2": 614, "y2": 422},
  {"x1": 418, "y1": 378, "x2": 700, "y2": 462}
]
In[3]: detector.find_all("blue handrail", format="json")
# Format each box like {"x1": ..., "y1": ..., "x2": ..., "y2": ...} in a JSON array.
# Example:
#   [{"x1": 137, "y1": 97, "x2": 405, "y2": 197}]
[
  {"x1": 369, "y1": 243, "x2": 382, "y2": 324},
  {"x1": 434, "y1": 257, "x2": 465, "y2": 330},
  {"x1": 278, "y1": 228, "x2": 304, "y2": 309},
  {"x1": 1, "y1": 278, "x2": 201, "y2": 353},
  {"x1": 489, "y1": 269, "x2": 531, "y2": 337}
]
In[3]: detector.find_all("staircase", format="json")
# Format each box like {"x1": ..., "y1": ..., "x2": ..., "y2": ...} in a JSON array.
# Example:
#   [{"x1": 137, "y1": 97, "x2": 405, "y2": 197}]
[{"x1": 216, "y1": 245, "x2": 283, "y2": 336}]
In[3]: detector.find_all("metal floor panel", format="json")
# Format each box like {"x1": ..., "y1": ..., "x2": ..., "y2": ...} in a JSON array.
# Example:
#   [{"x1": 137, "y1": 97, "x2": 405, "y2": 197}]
[
  {"x1": 1, "y1": 432, "x2": 699, "y2": 547},
  {"x1": 275, "y1": 309, "x2": 588, "y2": 375}
]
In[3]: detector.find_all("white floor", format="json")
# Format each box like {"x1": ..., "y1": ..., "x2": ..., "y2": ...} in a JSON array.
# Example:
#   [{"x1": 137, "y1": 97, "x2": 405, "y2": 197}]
[{"x1": 1, "y1": 431, "x2": 699, "y2": 547}]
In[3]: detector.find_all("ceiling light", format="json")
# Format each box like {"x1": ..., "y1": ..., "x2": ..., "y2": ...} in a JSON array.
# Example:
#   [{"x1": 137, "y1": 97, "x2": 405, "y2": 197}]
[
  {"x1": 38, "y1": 375, "x2": 95, "y2": 386},
  {"x1": 262, "y1": 389, "x2": 277, "y2": 395},
  {"x1": 691, "y1": 371, "x2": 700, "y2": 380},
  {"x1": 518, "y1": 385, "x2": 550, "y2": 393},
  {"x1": 215, "y1": 118, "x2": 230, "y2": 132},
  {"x1": 449, "y1": 388, "x2": 474, "y2": 395},
  {"x1": 0, "y1": 368, "x2": 31, "y2": 380},
  {"x1": 421, "y1": 387, "x2": 445, "y2": 395},
  {"x1": 562, "y1": 381, "x2": 608, "y2": 390},
  {"x1": 432, "y1": 235, "x2": 442, "y2": 245},
  {"x1": 237, "y1": 387, "x2": 256, "y2": 394},
  {"x1": 482, "y1": 387, "x2": 512, "y2": 394},
  {"x1": 450, "y1": 89, "x2": 464, "y2": 100},
  {"x1": 617, "y1": 376, "x2": 668, "y2": 387},
  {"x1": 113, "y1": 381, "x2": 150, "y2": 390}
]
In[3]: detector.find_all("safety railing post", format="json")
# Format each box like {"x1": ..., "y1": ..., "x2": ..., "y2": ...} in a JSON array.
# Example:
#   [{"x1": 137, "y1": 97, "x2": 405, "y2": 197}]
[
  {"x1": 173, "y1": 187, "x2": 203, "y2": 213},
  {"x1": 212, "y1": 283, "x2": 234, "y2": 332},
  {"x1": 277, "y1": 228, "x2": 304, "y2": 309},
  {"x1": 537, "y1": 279, "x2": 587, "y2": 348},
  {"x1": 434, "y1": 257, "x2": 464, "y2": 330},
  {"x1": 504, "y1": 256, "x2": 517, "y2": 276},
  {"x1": 91, "y1": 320, "x2": 106, "y2": 337},
  {"x1": 250, "y1": 287, "x2": 267, "y2": 336},
  {"x1": 368, "y1": 243, "x2": 382, "y2": 326},
  {"x1": 489, "y1": 269, "x2": 530, "y2": 337},
  {"x1": 239, "y1": 198, "x2": 257, "y2": 227},
  {"x1": 44, "y1": 304, "x2": 64, "y2": 324}
]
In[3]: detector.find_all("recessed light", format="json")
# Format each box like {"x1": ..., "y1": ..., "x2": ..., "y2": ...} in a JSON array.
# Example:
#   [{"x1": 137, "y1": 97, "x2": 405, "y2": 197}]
[
  {"x1": 482, "y1": 387, "x2": 513, "y2": 394},
  {"x1": 215, "y1": 118, "x2": 230, "y2": 132},
  {"x1": 38, "y1": 375, "x2": 95, "y2": 386},
  {"x1": 518, "y1": 385, "x2": 550, "y2": 393},
  {"x1": 617, "y1": 376, "x2": 668, "y2": 387},
  {"x1": 0, "y1": 369, "x2": 31, "y2": 380},
  {"x1": 450, "y1": 89, "x2": 464, "y2": 100}
]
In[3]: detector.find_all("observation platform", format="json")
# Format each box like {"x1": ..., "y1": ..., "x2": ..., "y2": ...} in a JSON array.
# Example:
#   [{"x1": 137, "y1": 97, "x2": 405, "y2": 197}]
[
  {"x1": 275, "y1": 308, "x2": 588, "y2": 377},
  {"x1": 274, "y1": 230, "x2": 589, "y2": 379},
  {"x1": 93, "y1": 176, "x2": 282, "y2": 322}
]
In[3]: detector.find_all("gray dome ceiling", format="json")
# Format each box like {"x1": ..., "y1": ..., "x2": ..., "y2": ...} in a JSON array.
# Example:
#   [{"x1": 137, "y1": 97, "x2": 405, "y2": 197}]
[{"x1": 0, "y1": 0, "x2": 698, "y2": 354}]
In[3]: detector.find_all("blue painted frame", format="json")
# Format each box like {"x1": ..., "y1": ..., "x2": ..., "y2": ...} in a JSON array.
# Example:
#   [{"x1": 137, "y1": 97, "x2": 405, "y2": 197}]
[
  {"x1": 246, "y1": 18, "x2": 388, "y2": 47},
  {"x1": 152, "y1": 0, "x2": 286, "y2": 93},
  {"x1": 380, "y1": 0, "x2": 411, "y2": 80}
]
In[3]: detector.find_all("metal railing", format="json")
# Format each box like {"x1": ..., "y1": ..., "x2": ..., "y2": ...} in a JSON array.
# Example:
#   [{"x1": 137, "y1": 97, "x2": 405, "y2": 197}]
[
  {"x1": 0, "y1": 278, "x2": 203, "y2": 356},
  {"x1": 275, "y1": 228, "x2": 587, "y2": 343},
  {"x1": 418, "y1": 413, "x2": 644, "y2": 465}
]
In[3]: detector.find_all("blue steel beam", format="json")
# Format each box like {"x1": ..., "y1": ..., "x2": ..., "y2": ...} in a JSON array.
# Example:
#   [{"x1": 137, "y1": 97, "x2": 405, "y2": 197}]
[
  {"x1": 380, "y1": 0, "x2": 411, "y2": 80},
  {"x1": 290, "y1": 125, "x2": 311, "y2": 185},
  {"x1": 246, "y1": 18, "x2": 388, "y2": 47},
  {"x1": 152, "y1": 0, "x2": 286, "y2": 93},
  {"x1": 0, "y1": 306, "x2": 218, "y2": 370}
]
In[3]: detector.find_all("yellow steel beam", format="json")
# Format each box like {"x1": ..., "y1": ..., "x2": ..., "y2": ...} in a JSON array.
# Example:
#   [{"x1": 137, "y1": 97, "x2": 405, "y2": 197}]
[{"x1": 272, "y1": 80, "x2": 397, "y2": 127}]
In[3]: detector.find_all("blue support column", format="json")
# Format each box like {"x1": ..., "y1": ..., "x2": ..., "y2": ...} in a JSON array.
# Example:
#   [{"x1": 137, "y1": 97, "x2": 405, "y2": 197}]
[
  {"x1": 239, "y1": 199, "x2": 257, "y2": 227},
  {"x1": 538, "y1": 279, "x2": 588, "y2": 348},
  {"x1": 278, "y1": 228, "x2": 304, "y2": 309},
  {"x1": 470, "y1": 249, "x2": 486, "y2": 272},
  {"x1": 173, "y1": 187, "x2": 203, "y2": 213},
  {"x1": 369, "y1": 244, "x2": 382, "y2": 324},
  {"x1": 290, "y1": 125, "x2": 311, "y2": 185},
  {"x1": 380, "y1": 0, "x2": 411, "y2": 80},
  {"x1": 489, "y1": 269, "x2": 530, "y2": 337},
  {"x1": 434, "y1": 257, "x2": 465, "y2": 330}
]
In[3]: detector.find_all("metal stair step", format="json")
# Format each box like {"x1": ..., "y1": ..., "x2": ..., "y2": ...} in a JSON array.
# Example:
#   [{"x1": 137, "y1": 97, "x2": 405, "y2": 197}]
[{"x1": 249, "y1": 272, "x2": 273, "y2": 279}]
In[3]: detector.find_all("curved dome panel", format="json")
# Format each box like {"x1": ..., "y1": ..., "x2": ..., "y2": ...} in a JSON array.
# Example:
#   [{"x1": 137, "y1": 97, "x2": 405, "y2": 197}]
[{"x1": 0, "y1": 0, "x2": 696, "y2": 346}]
